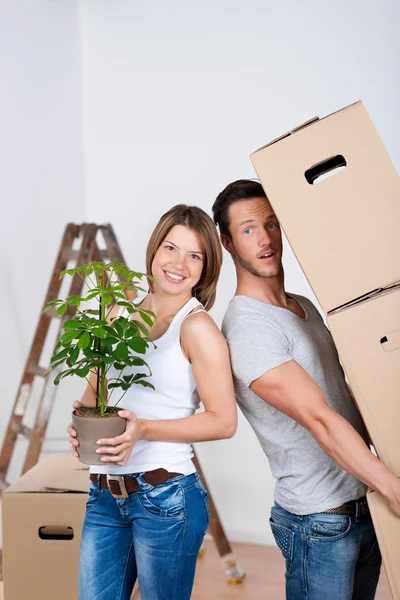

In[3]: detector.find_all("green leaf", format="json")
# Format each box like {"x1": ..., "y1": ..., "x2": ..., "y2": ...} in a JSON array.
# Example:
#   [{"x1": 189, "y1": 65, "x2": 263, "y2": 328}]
[
  {"x1": 133, "y1": 320, "x2": 150, "y2": 337},
  {"x1": 83, "y1": 347, "x2": 96, "y2": 358},
  {"x1": 139, "y1": 311, "x2": 154, "y2": 327},
  {"x1": 103, "y1": 336, "x2": 118, "y2": 345},
  {"x1": 63, "y1": 319, "x2": 85, "y2": 330},
  {"x1": 59, "y1": 268, "x2": 76, "y2": 278},
  {"x1": 103, "y1": 293, "x2": 113, "y2": 304},
  {"x1": 122, "y1": 374, "x2": 134, "y2": 383},
  {"x1": 114, "y1": 322, "x2": 124, "y2": 337},
  {"x1": 56, "y1": 304, "x2": 67, "y2": 317},
  {"x1": 42, "y1": 304, "x2": 56, "y2": 314},
  {"x1": 48, "y1": 358, "x2": 68, "y2": 370},
  {"x1": 68, "y1": 296, "x2": 82, "y2": 307},
  {"x1": 78, "y1": 332, "x2": 91, "y2": 350},
  {"x1": 51, "y1": 347, "x2": 70, "y2": 363},
  {"x1": 132, "y1": 373, "x2": 148, "y2": 381},
  {"x1": 117, "y1": 301, "x2": 133, "y2": 308},
  {"x1": 53, "y1": 368, "x2": 73, "y2": 385},
  {"x1": 108, "y1": 382, "x2": 123, "y2": 389},
  {"x1": 86, "y1": 291, "x2": 100, "y2": 300},
  {"x1": 116, "y1": 342, "x2": 128, "y2": 361},
  {"x1": 125, "y1": 324, "x2": 140, "y2": 338},
  {"x1": 135, "y1": 380, "x2": 155, "y2": 390},
  {"x1": 60, "y1": 330, "x2": 80, "y2": 346},
  {"x1": 82, "y1": 265, "x2": 94, "y2": 277},
  {"x1": 93, "y1": 262, "x2": 105, "y2": 275},
  {"x1": 129, "y1": 357, "x2": 148, "y2": 367},
  {"x1": 92, "y1": 327, "x2": 106, "y2": 338},
  {"x1": 139, "y1": 308, "x2": 156, "y2": 319},
  {"x1": 113, "y1": 362, "x2": 125, "y2": 370},
  {"x1": 104, "y1": 325, "x2": 119, "y2": 335},
  {"x1": 127, "y1": 338, "x2": 148, "y2": 354},
  {"x1": 68, "y1": 347, "x2": 80, "y2": 366},
  {"x1": 53, "y1": 372, "x2": 63, "y2": 385},
  {"x1": 75, "y1": 366, "x2": 90, "y2": 378}
]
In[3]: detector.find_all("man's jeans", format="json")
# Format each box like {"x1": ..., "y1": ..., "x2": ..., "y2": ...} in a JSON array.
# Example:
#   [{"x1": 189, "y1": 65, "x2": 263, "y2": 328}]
[
  {"x1": 79, "y1": 472, "x2": 209, "y2": 600},
  {"x1": 270, "y1": 502, "x2": 381, "y2": 600}
]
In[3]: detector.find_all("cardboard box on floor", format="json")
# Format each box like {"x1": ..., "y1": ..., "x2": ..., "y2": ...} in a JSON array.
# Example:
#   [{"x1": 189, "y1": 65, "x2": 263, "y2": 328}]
[
  {"x1": 2, "y1": 453, "x2": 90, "y2": 600},
  {"x1": 250, "y1": 100, "x2": 400, "y2": 313},
  {"x1": 327, "y1": 283, "x2": 400, "y2": 476},
  {"x1": 367, "y1": 490, "x2": 400, "y2": 600}
]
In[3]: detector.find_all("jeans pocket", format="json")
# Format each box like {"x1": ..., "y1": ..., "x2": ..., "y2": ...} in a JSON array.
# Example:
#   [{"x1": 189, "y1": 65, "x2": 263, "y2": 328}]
[
  {"x1": 199, "y1": 487, "x2": 210, "y2": 529},
  {"x1": 269, "y1": 518, "x2": 295, "y2": 566},
  {"x1": 138, "y1": 482, "x2": 185, "y2": 520},
  {"x1": 310, "y1": 516, "x2": 352, "y2": 541},
  {"x1": 86, "y1": 482, "x2": 102, "y2": 512}
]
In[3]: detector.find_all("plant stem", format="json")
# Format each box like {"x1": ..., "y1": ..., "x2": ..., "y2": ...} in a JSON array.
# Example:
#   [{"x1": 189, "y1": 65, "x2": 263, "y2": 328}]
[
  {"x1": 86, "y1": 372, "x2": 101, "y2": 405},
  {"x1": 99, "y1": 294, "x2": 107, "y2": 414},
  {"x1": 95, "y1": 297, "x2": 101, "y2": 412}
]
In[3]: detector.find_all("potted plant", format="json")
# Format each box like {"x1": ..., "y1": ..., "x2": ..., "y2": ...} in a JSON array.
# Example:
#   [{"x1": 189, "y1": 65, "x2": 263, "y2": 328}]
[{"x1": 43, "y1": 261, "x2": 155, "y2": 465}]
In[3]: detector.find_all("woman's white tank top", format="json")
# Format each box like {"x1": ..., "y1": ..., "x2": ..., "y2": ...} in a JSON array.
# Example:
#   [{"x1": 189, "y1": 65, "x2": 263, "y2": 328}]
[{"x1": 90, "y1": 295, "x2": 206, "y2": 475}]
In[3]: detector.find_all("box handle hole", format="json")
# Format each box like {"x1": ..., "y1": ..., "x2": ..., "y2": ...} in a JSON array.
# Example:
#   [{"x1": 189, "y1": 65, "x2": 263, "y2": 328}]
[
  {"x1": 38, "y1": 526, "x2": 74, "y2": 540},
  {"x1": 380, "y1": 331, "x2": 400, "y2": 353},
  {"x1": 305, "y1": 155, "x2": 347, "y2": 184}
]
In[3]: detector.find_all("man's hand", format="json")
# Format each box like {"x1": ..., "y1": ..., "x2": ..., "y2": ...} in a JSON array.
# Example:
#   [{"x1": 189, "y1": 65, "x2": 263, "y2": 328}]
[
  {"x1": 385, "y1": 476, "x2": 400, "y2": 518},
  {"x1": 96, "y1": 410, "x2": 141, "y2": 466},
  {"x1": 67, "y1": 401, "x2": 83, "y2": 458}
]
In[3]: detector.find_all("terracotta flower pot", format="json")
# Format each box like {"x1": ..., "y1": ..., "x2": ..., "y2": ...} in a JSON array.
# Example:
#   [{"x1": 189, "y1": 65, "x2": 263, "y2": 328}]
[{"x1": 72, "y1": 408, "x2": 127, "y2": 466}]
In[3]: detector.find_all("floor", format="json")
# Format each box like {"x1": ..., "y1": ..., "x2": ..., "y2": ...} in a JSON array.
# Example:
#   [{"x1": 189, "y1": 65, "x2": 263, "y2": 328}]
[{"x1": 0, "y1": 540, "x2": 392, "y2": 599}]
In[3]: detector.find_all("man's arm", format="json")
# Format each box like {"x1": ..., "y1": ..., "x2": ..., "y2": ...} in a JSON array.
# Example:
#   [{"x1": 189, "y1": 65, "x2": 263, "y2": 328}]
[{"x1": 250, "y1": 359, "x2": 400, "y2": 517}]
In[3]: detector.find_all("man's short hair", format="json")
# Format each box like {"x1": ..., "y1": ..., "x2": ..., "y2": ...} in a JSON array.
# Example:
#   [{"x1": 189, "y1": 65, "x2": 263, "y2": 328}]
[{"x1": 212, "y1": 179, "x2": 267, "y2": 238}]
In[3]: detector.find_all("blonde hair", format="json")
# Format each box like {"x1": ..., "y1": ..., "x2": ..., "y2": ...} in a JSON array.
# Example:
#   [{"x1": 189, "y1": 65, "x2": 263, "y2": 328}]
[{"x1": 146, "y1": 205, "x2": 222, "y2": 311}]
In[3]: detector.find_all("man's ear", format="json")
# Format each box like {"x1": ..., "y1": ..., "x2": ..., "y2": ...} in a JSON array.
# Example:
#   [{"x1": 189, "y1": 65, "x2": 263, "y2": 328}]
[{"x1": 220, "y1": 234, "x2": 233, "y2": 255}]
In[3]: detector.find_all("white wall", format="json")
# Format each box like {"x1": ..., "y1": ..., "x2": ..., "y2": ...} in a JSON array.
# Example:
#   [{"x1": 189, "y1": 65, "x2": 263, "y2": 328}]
[
  {"x1": 0, "y1": 0, "x2": 86, "y2": 478},
  {"x1": 79, "y1": 0, "x2": 400, "y2": 544}
]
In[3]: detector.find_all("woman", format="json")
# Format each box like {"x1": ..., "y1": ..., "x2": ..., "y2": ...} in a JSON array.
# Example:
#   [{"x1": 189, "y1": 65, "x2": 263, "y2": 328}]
[{"x1": 67, "y1": 204, "x2": 237, "y2": 600}]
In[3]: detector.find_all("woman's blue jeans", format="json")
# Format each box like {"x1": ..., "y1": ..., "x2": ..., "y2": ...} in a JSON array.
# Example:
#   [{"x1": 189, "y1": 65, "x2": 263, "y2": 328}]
[
  {"x1": 79, "y1": 472, "x2": 209, "y2": 600},
  {"x1": 270, "y1": 502, "x2": 382, "y2": 600}
]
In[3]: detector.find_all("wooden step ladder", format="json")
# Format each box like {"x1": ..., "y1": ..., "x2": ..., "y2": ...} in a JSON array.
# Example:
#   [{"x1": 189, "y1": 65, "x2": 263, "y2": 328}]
[{"x1": 0, "y1": 223, "x2": 245, "y2": 585}]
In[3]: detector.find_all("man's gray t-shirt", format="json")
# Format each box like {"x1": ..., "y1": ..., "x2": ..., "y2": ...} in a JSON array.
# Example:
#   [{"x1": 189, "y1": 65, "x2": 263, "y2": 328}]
[{"x1": 222, "y1": 294, "x2": 368, "y2": 515}]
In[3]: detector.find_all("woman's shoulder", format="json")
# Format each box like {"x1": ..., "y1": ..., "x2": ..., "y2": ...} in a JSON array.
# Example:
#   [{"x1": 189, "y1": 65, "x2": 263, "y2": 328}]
[{"x1": 180, "y1": 308, "x2": 219, "y2": 337}]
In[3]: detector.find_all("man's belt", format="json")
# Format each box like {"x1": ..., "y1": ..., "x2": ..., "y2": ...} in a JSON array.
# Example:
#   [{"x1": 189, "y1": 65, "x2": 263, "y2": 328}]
[{"x1": 322, "y1": 496, "x2": 369, "y2": 517}]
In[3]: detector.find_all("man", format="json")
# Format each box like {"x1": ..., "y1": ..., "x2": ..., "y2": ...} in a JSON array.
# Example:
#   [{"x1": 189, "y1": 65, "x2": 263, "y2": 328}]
[{"x1": 212, "y1": 179, "x2": 400, "y2": 600}]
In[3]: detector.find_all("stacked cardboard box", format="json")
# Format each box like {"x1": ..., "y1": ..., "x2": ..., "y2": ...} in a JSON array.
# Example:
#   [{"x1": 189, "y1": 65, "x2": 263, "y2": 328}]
[
  {"x1": 2, "y1": 453, "x2": 90, "y2": 600},
  {"x1": 250, "y1": 101, "x2": 400, "y2": 600}
]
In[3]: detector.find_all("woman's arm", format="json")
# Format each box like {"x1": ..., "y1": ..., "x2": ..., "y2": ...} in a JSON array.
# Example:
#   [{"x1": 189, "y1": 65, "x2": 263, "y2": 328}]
[
  {"x1": 141, "y1": 312, "x2": 238, "y2": 441},
  {"x1": 96, "y1": 312, "x2": 238, "y2": 465}
]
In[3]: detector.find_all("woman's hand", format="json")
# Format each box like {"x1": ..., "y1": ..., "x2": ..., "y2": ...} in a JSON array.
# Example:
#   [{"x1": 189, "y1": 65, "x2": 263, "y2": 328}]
[
  {"x1": 67, "y1": 401, "x2": 83, "y2": 458},
  {"x1": 96, "y1": 410, "x2": 141, "y2": 466}
]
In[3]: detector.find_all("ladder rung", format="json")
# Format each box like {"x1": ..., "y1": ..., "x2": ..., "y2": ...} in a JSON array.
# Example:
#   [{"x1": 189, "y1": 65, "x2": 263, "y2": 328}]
[
  {"x1": 20, "y1": 425, "x2": 32, "y2": 438},
  {"x1": 68, "y1": 248, "x2": 110, "y2": 260},
  {"x1": 29, "y1": 365, "x2": 48, "y2": 378}
]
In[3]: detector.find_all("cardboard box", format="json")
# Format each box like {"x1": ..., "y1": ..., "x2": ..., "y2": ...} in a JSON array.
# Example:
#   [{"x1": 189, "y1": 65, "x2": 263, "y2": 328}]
[
  {"x1": 367, "y1": 490, "x2": 400, "y2": 600},
  {"x1": 327, "y1": 283, "x2": 400, "y2": 475},
  {"x1": 2, "y1": 454, "x2": 90, "y2": 600},
  {"x1": 250, "y1": 101, "x2": 400, "y2": 313}
]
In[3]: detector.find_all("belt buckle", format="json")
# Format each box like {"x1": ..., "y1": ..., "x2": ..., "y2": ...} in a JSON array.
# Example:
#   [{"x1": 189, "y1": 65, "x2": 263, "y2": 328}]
[{"x1": 106, "y1": 475, "x2": 129, "y2": 499}]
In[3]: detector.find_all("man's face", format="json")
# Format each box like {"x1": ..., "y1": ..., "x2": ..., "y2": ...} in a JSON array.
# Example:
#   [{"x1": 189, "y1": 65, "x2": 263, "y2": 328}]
[{"x1": 223, "y1": 197, "x2": 283, "y2": 279}]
